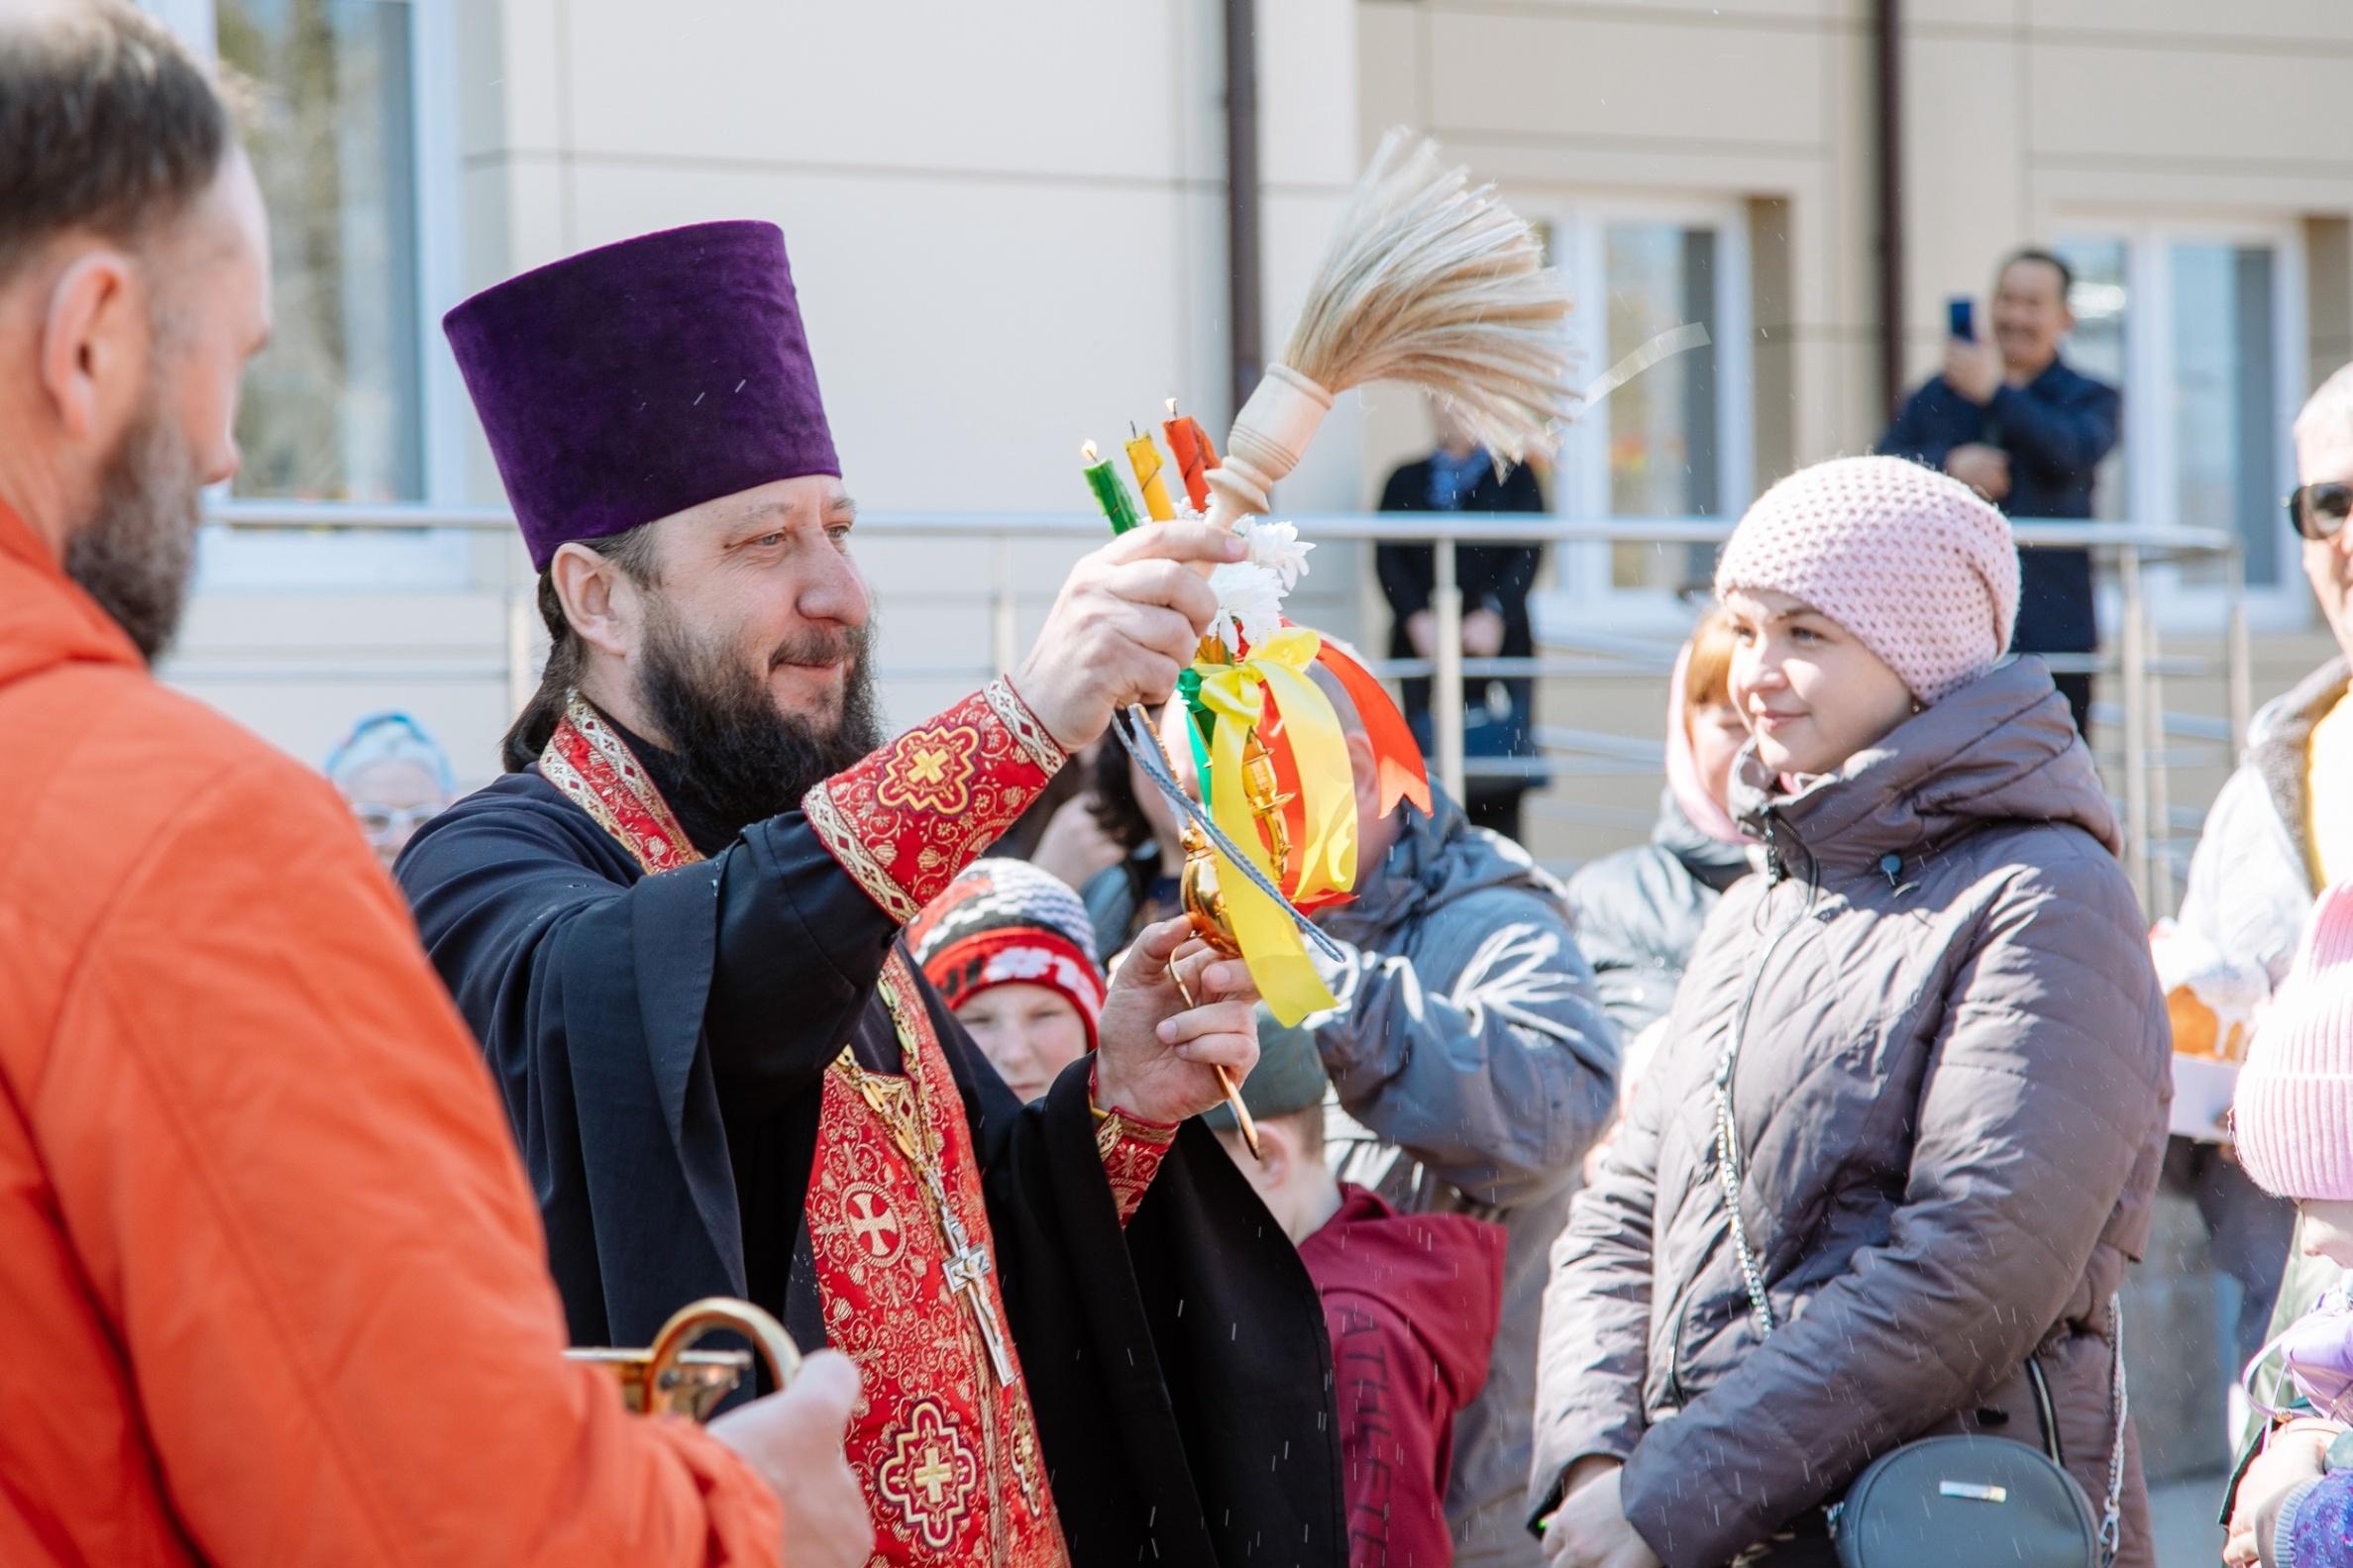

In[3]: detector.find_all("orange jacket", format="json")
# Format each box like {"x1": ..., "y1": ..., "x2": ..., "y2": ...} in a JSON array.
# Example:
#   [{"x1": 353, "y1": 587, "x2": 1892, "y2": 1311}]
[{"x1": 0, "y1": 501, "x2": 784, "y2": 1564}]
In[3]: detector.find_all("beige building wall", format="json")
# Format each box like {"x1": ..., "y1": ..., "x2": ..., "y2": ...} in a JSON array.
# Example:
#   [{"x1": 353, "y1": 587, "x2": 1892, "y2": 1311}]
[
  {"x1": 1354, "y1": 0, "x2": 1885, "y2": 487},
  {"x1": 1356, "y1": 0, "x2": 2353, "y2": 476},
  {"x1": 456, "y1": 0, "x2": 1376, "y2": 743},
  {"x1": 173, "y1": 0, "x2": 1370, "y2": 782},
  {"x1": 166, "y1": 0, "x2": 2351, "y2": 877},
  {"x1": 1352, "y1": 0, "x2": 2353, "y2": 872}
]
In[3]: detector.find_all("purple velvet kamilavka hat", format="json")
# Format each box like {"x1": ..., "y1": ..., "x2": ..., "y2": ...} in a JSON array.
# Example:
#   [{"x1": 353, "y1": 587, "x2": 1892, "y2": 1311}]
[{"x1": 445, "y1": 220, "x2": 838, "y2": 570}]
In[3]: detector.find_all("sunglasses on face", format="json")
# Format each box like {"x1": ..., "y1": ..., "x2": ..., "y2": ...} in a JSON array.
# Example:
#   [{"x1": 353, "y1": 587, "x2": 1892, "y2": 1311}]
[{"x1": 2289, "y1": 481, "x2": 2353, "y2": 542}]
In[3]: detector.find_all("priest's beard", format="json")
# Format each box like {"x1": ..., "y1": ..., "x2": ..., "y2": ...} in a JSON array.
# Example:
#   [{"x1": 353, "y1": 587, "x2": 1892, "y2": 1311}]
[
  {"x1": 636, "y1": 597, "x2": 883, "y2": 837},
  {"x1": 62, "y1": 395, "x2": 203, "y2": 665}
]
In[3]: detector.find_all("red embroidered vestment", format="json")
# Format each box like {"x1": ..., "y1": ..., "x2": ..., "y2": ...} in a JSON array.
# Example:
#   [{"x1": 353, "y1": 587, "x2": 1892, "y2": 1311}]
[{"x1": 541, "y1": 681, "x2": 1177, "y2": 1565}]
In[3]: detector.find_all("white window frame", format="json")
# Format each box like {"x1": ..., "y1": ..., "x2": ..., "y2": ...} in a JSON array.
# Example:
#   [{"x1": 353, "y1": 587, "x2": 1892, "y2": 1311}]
[
  {"x1": 1527, "y1": 197, "x2": 1755, "y2": 639},
  {"x1": 153, "y1": 0, "x2": 472, "y2": 591},
  {"x1": 2061, "y1": 217, "x2": 2309, "y2": 633}
]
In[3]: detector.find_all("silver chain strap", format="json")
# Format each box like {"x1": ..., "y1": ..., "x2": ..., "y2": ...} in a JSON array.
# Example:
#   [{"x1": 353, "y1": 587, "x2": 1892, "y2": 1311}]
[
  {"x1": 1714, "y1": 1031, "x2": 1775, "y2": 1335},
  {"x1": 2098, "y1": 1293, "x2": 2126, "y2": 1565}
]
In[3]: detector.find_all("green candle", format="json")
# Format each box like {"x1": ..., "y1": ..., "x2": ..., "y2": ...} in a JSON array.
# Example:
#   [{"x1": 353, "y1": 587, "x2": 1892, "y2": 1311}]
[{"x1": 1081, "y1": 440, "x2": 1143, "y2": 534}]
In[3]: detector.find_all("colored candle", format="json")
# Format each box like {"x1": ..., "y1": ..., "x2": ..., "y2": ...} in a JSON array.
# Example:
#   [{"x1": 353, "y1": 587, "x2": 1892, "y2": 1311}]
[
  {"x1": 1081, "y1": 441, "x2": 1142, "y2": 534},
  {"x1": 1125, "y1": 429, "x2": 1177, "y2": 521},
  {"x1": 1162, "y1": 398, "x2": 1219, "y2": 512}
]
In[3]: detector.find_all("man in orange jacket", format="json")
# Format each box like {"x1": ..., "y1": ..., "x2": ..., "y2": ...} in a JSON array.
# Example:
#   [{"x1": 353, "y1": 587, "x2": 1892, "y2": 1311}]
[{"x1": 0, "y1": 5, "x2": 869, "y2": 1562}]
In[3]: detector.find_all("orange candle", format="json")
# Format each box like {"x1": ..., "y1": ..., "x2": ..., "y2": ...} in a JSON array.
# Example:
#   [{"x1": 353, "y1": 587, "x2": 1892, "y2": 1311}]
[{"x1": 1162, "y1": 397, "x2": 1219, "y2": 512}]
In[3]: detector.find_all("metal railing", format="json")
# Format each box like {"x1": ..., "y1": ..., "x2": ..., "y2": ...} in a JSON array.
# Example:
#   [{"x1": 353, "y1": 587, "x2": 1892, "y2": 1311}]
[{"x1": 196, "y1": 500, "x2": 2249, "y2": 914}]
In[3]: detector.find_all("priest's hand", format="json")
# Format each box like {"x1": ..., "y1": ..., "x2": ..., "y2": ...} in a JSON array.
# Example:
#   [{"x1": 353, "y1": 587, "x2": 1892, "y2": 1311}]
[
  {"x1": 1015, "y1": 522, "x2": 1247, "y2": 752},
  {"x1": 1093, "y1": 917, "x2": 1260, "y2": 1125},
  {"x1": 706, "y1": 1349, "x2": 874, "y2": 1568}
]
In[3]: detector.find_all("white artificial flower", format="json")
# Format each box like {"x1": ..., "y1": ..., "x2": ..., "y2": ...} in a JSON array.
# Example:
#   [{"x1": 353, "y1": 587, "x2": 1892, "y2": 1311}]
[
  {"x1": 1242, "y1": 518, "x2": 1314, "y2": 591},
  {"x1": 1207, "y1": 561, "x2": 1286, "y2": 650}
]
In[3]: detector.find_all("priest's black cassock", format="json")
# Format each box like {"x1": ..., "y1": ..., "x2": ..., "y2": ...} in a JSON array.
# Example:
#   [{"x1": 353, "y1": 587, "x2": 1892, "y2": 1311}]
[{"x1": 395, "y1": 688, "x2": 1343, "y2": 1567}]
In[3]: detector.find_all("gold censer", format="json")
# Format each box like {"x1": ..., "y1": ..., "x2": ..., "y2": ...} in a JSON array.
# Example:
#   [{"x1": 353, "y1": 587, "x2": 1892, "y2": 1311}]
[{"x1": 566, "y1": 1297, "x2": 802, "y2": 1420}]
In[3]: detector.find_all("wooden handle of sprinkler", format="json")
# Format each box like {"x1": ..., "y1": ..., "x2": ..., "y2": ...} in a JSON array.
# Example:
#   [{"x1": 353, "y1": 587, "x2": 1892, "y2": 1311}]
[
  {"x1": 1170, "y1": 963, "x2": 1261, "y2": 1161},
  {"x1": 1202, "y1": 364, "x2": 1336, "y2": 537}
]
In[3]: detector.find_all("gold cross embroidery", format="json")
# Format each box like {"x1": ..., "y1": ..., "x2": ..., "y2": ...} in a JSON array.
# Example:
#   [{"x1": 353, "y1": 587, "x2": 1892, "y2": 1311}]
[
  {"x1": 910, "y1": 1443, "x2": 957, "y2": 1506},
  {"x1": 906, "y1": 745, "x2": 951, "y2": 785},
  {"x1": 844, "y1": 1191, "x2": 900, "y2": 1259}
]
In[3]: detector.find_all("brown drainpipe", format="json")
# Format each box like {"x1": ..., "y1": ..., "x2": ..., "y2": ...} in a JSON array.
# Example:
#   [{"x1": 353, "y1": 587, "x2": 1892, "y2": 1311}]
[
  {"x1": 1873, "y1": 0, "x2": 1905, "y2": 413},
  {"x1": 1224, "y1": 0, "x2": 1263, "y2": 421}
]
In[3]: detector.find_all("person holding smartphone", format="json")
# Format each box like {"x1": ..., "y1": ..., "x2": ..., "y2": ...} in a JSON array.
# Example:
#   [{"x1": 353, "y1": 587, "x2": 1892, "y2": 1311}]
[{"x1": 1876, "y1": 248, "x2": 2120, "y2": 735}]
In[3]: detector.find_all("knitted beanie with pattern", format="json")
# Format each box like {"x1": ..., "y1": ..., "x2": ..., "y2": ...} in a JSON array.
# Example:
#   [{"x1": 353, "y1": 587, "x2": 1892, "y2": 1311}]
[
  {"x1": 2235, "y1": 882, "x2": 2353, "y2": 1202},
  {"x1": 909, "y1": 859, "x2": 1107, "y2": 1047},
  {"x1": 1714, "y1": 455, "x2": 2020, "y2": 704}
]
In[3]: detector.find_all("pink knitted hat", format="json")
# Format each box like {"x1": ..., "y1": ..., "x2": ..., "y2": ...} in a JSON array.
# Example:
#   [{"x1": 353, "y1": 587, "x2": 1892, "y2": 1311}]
[
  {"x1": 1714, "y1": 456, "x2": 2020, "y2": 704},
  {"x1": 2235, "y1": 884, "x2": 2353, "y2": 1202}
]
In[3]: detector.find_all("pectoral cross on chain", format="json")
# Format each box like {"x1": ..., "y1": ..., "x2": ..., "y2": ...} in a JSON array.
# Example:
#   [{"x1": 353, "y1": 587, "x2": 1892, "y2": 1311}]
[
  {"x1": 929, "y1": 1175, "x2": 1016, "y2": 1387},
  {"x1": 871, "y1": 976, "x2": 1020, "y2": 1392}
]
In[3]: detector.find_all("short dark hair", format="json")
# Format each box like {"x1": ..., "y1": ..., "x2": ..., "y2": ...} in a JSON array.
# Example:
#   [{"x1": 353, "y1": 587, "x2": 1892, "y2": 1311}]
[
  {"x1": 0, "y1": 1, "x2": 234, "y2": 282},
  {"x1": 500, "y1": 523, "x2": 666, "y2": 772},
  {"x1": 2000, "y1": 248, "x2": 2076, "y2": 301},
  {"x1": 1273, "y1": 1103, "x2": 1325, "y2": 1161}
]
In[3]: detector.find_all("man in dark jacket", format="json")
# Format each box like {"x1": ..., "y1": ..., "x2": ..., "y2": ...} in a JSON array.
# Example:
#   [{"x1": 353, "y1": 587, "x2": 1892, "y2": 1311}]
[
  {"x1": 1377, "y1": 396, "x2": 1550, "y2": 840},
  {"x1": 1877, "y1": 249, "x2": 2120, "y2": 733}
]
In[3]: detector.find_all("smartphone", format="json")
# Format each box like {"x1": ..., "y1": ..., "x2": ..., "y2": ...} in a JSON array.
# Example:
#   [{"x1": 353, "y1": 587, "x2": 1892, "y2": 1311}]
[{"x1": 1948, "y1": 297, "x2": 1976, "y2": 342}]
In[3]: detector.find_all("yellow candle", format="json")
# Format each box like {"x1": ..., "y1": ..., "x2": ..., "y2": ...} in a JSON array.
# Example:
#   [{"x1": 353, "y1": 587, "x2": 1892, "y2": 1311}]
[{"x1": 1125, "y1": 429, "x2": 1177, "y2": 522}]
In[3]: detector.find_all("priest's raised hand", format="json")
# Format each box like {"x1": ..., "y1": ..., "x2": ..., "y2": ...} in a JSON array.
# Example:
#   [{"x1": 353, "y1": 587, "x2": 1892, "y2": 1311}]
[
  {"x1": 1093, "y1": 917, "x2": 1263, "y2": 1125},
  {"x1": 1014, "y1": 521, "x2": 1246, "y2": 751}
]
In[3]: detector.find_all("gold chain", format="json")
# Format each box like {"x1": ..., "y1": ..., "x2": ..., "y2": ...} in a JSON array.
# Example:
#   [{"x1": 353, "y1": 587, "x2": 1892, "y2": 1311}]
[{"x1": 835, "y1": 973, "x2": 1041, "y2": 1541}]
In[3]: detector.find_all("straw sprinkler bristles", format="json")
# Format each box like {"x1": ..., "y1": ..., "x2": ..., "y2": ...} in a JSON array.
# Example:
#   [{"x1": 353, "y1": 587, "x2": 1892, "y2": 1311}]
[{"x1": 1280, "y1": 129, "x2": 1576, "y2": 462}]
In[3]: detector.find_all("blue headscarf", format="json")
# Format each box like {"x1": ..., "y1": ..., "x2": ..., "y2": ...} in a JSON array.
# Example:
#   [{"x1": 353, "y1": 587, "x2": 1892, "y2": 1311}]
[{"x1": 324, "y1": 711, "x2": 455, "y2": 794}]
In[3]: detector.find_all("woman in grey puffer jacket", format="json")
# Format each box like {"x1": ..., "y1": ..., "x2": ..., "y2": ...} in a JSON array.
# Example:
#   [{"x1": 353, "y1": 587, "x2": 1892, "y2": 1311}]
[{"x1": 1532, "y1": 458, "x2": 2171, "y2": 1568}]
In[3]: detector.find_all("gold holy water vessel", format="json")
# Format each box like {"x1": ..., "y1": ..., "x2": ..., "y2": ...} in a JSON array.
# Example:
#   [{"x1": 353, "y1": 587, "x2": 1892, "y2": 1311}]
[
  {"x1": 567, "y1": 1297, "x2": 802, "y2": 1421},
  {"x1": 1176, "y1": 726, "x2": 1295, "y2": 958},
  {"x1": 1144, "y1": 701, "x2": 1293, "y2": 1162}
]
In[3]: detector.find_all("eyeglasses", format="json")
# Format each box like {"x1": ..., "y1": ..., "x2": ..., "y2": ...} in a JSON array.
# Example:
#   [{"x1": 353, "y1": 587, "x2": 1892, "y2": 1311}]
[
  {"x1": 2288, "y1": 481, "x2": 2353, "y2": 542},
  {"x1": 353, "y1": 801, "x2": 441, "y2": 839}
]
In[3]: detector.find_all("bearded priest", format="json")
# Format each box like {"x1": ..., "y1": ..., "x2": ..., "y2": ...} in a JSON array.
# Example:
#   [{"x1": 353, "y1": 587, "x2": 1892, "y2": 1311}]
[{"x1": 397, "y1": 220, "x2": 1340, "y2": 1568}]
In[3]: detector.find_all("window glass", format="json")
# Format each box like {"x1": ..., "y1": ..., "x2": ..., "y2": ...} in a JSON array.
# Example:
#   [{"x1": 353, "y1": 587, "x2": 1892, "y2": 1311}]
[
  {"x1": 2052, "y1": 238, "x2": 2128, "y2": 524},
  {"x1": 2171, "y1": 243, "x2": 2281, "y2": 586},
  {"x1": 1602, "y1": 223, "x2": 1720, "y2": 591},
  {"x1": 217, "y1": 0, "x2": 423, "y2": 503}
]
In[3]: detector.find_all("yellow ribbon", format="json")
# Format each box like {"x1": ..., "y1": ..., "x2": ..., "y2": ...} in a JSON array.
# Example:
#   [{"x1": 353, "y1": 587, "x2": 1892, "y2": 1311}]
[{"x1": 1195, "y1": 626, "x2": 1355, "y2": 1025}]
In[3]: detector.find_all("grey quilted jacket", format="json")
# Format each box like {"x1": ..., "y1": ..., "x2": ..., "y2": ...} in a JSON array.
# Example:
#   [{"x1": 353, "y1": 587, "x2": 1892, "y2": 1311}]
[
  {"x1": 1564, "y1": 791, "x2": 1755, "y2": 1038},
  {"x1": 1533, "y1": 658, "x2": 2171, "y2": 1568},
  {"x1": 1313, "y1": 786, "x2": 1620, "y2": 1568}
]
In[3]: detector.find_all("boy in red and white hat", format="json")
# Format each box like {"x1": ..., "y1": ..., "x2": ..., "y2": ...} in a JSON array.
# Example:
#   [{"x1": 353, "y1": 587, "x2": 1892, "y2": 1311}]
[{"x1": 910, "y1": 859, "x2": 1107, "y2": 1103}]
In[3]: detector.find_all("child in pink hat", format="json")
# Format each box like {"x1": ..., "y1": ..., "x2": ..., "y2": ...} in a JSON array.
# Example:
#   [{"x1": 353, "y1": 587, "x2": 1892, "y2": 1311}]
[{"x1": 2225, "y1": 882, "x2": 2353, "y2": 1564}]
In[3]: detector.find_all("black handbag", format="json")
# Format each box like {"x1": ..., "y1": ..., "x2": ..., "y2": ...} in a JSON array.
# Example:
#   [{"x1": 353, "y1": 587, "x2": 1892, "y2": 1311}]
[{"x1": 1712, "y1": 1028, "x2": 2129, "y2": 1568}]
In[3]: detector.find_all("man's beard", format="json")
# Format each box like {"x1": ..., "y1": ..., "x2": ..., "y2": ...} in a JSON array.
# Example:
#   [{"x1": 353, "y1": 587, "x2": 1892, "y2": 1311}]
[
  {"x1": 62, "y1": 400, "x2": 203, "y2": 665},
  {"x1": 636, "y1": 597, "x2": 883, "y2": 837}
]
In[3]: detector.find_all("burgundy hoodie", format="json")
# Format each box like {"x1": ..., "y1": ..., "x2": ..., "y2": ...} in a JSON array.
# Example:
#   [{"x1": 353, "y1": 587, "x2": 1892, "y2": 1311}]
[{"x1": 1298, "y1": 1184, "x2": 1508, "y2": 1567}]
